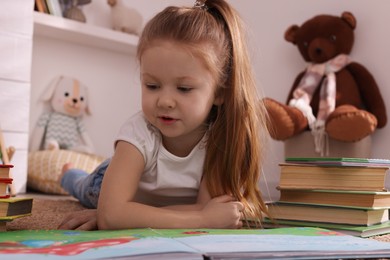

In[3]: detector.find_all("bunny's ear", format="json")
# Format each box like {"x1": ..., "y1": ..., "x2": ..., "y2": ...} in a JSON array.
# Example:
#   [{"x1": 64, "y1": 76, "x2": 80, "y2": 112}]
[
  {"x1": 82, "y1": 81, "x2": 91, "y2": 116},
  {"x1": 40, "y1": 75, "x2": 64, "y2": 102}
]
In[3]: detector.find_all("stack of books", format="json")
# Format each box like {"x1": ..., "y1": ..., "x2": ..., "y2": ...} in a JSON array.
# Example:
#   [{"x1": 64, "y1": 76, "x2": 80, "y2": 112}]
[
  {"x1": 0, "y1": 164, "x2": 33, "y2": 231},
  {"x1": 0, "y1": 165, "x2": 13, "y2": 199},
  {"x1": 264, "y1": 157, "x2": 390, "y2": 237}
]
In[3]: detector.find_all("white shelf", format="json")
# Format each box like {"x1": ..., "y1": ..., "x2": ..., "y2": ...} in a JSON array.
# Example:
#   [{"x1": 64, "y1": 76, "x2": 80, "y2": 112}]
[{"x1": 33, "y1": 12, "x2": 138, "y2": 55}]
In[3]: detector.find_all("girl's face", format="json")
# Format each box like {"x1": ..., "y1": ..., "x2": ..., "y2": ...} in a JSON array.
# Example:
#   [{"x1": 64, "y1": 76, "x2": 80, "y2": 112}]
[{"x1": 140, "y1": 40, "x2": 221, "y2": 145}]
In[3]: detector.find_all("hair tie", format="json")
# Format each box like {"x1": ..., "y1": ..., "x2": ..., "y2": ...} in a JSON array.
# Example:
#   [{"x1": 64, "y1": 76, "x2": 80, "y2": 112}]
[{"x1": 194, "y1": 0, "x2": 208, "y2": 11}]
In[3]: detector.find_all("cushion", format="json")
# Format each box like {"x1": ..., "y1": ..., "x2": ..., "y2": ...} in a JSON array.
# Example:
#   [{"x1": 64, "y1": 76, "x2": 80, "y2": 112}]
[
  {"x1": 284, "y1": 131, "x2": 372, "y2": 158},
  {"x1": 28, "y1": 150, "x2": 105, "y2": 195}
]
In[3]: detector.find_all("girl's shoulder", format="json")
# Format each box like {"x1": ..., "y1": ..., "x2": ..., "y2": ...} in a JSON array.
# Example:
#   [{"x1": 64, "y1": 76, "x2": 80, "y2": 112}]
[
  {"x1": 122, "y1": 111, "x2": 159, "y2": 137},
  {"x1": 118, "y1": 111, "x2": 159, "y2": 138},
  {"x1": 116, "y1": 111, "x2": 161, "y2": 165}
]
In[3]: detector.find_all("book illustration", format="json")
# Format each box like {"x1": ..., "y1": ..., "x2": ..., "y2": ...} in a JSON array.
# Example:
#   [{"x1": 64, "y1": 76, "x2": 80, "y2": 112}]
[
  {"x1": 2, "y1": 228, "x2": 390, "y2": 259},
  {"x1": 0, "y1": 229, "x2": 182, "y2": 259}
]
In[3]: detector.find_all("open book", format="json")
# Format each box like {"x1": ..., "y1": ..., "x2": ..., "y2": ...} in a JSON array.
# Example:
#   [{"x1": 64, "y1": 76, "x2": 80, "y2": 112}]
[{"x1": 2, "y1": 227, "x2": 390, "y2": 259}]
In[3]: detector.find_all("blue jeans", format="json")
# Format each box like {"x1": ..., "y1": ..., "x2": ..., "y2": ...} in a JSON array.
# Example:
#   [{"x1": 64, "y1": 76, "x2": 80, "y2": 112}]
[{"x1": 60, "y1": 158, "x2": 111, "y2": 208}]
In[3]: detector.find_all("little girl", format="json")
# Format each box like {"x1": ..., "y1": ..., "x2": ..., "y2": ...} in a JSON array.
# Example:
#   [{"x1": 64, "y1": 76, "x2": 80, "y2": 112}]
[{"x1": 59, "y1": 0, "x2": 270, "y2": 230}]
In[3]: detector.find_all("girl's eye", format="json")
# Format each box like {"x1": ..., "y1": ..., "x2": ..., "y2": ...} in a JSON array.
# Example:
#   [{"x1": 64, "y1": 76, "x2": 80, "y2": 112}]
[
  {"x1": 177, "y1": 86, "x2": 192, "y2": 92},
  {"x1": 64, "y1": 92, "x2": 69, "y2": 97},
  {"x1": 145, "y1": 84, "x2": 159, "y2": 90}
]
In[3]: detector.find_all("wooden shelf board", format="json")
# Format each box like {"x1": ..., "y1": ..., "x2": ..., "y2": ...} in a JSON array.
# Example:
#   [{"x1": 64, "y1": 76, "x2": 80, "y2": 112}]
[{"x1": 33, "y1": 12, "x2": 138, "y2": 55}]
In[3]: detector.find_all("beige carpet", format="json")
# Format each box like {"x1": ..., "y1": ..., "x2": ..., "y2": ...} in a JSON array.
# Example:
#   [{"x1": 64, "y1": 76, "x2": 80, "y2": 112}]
[
  {"x1": 4, "y1": 195, "x2": 390, "y2": 243},
  {"x1": 7, "y1": 196, "x2": 86, "y2": 231}
]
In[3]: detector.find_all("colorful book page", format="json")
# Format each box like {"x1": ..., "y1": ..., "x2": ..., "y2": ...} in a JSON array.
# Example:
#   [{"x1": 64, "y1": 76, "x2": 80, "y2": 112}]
[{"x1": 1, "y1": 227, "x2": 390, "y2": 259}]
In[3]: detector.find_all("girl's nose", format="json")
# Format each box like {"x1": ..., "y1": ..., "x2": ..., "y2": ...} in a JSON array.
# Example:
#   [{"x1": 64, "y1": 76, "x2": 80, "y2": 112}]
[{"x1": 157, "y1": 92, "x2": 175, "y2": 109}]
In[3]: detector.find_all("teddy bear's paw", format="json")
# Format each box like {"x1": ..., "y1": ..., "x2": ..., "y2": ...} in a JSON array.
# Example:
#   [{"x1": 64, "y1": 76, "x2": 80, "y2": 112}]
[
  {"x1": 264, "y1": 98, "x2": 307, "y2": 140},
  {"x1": 46, "y1": 139, "x2": 60, "y2": 151},
  {"x1": 326, "y1": 106, "x2": 377, "y2": 142}
]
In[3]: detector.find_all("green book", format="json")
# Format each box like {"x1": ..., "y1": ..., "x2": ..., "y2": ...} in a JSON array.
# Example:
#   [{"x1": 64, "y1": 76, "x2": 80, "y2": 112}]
[
  {"x1": 285, "y1": 157, "x2": 390, "y2": 167},
  {"x1": 266, "y1": 202, "x2": 389, "y2": 226},
  {"x1": 0, "y1": 197, "x2": 33, "y2": 217},
  {"x1": 263, "y1": 218, "x2": 390, "y2": 238}
]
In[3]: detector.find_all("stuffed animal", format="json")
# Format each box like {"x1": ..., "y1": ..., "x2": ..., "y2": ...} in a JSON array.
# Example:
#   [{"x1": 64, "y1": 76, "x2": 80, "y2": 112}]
[
  {"x1": 30, "y1": 75, "x2": 95, "y2": 154},
  {"x1": 107, "y1": 0, "x2": 143, "y2": 36},
  {"x1": 62, "y1": 0, "x2": 92, "y2": 23},
  {"x1": 264, "y1": 11, "x2": 387, "y2": 152}
]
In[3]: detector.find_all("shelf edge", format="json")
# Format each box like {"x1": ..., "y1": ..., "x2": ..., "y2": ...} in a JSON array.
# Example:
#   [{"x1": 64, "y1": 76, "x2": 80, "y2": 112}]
[{"x1": 33, "y1": 12, "x2": 138, "y2": 55}]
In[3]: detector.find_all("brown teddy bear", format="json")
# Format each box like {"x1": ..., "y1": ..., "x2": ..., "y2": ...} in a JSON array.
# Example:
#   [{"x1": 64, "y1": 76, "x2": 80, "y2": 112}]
[{"x1": 264, "y1": 11, "x2": 387, "y2": 152}]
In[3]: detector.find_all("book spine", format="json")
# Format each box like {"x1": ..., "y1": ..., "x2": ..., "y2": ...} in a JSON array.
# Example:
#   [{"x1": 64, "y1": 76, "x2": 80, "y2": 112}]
[
  {"x1": 0, "y1": 165, "x2": 14, "y2": 168},
  {"x1": 0, "y1": 178, "x2": 13, "y2": 184},
  {"x1": 279, "y1": 168, "x2": 387, "y2": 191},
  {"x1": 46, "y1": 0, "x2": 63, "y2": 17},
  {"x1": 35, "y1": 0, "x2": 48, "y2": 13}
]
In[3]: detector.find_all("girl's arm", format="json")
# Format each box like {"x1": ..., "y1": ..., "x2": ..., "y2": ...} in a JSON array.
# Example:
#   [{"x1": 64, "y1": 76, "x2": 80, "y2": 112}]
[
  {"x1": 97, "y1": 141, "x2": 244, "y2": 230},
  {"x1": 162, "y1": 176, "x2": 210, "y2": 211}
]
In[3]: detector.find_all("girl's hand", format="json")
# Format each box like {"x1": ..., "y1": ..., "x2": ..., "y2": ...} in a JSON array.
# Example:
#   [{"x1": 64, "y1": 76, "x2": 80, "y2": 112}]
[
  {"x1": 201, "y1": 195, "x2": 244, "y2": 229},
  {"x1": 57, "y1": 209, "x2": 98, "y2": 230}
]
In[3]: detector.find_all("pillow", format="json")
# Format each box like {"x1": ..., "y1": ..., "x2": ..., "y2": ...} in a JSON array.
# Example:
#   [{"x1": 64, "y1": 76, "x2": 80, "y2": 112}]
[{"x1": 28, "y1": 150, "x2": 105, "y2": 195}]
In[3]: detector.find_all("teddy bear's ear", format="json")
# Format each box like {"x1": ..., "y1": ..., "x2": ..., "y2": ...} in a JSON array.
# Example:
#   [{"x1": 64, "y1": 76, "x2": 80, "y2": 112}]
[
  {"x1": 284, "y1": 25, "x2": 300, "y2": 44},
  {"x1": 40, "y1": 75, "x2": 64, "y2": 102},
  {"x1": 341, "y1": 11, "x2": 356, "y2": 30}
]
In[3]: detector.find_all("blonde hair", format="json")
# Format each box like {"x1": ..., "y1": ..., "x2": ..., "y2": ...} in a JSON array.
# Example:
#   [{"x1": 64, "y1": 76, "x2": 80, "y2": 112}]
[{"x1": 137, "y1": 0, "x2": 269, "y2": 223}]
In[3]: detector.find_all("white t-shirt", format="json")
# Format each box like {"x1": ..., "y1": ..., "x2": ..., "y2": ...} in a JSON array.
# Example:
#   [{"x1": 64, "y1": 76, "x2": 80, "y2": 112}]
[{"x1": 116, "y1": 111, "x2": 206, "y2": 207}]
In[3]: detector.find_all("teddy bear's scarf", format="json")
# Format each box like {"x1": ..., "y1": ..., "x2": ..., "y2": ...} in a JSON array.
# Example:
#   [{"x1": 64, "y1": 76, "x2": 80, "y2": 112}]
[{"x1": 289, "y1": 54, "x2": 350, "y2": 155}]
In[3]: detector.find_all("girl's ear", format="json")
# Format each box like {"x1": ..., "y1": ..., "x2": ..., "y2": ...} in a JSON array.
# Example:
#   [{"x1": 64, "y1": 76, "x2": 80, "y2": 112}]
[{"x1": 213, "y1": 88, "x2": 224, "y2": 106}]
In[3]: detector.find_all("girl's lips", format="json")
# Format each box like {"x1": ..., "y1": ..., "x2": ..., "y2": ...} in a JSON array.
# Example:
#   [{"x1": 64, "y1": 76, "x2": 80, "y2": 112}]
[{"x1": 159, "y1": 116, "x2": 177, "y2": 125}]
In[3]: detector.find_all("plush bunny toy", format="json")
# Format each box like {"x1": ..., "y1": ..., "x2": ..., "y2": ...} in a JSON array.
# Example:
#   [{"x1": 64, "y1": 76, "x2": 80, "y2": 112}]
[{"x1": 30, "y1": 75, "x2": 95, "y2": 154}]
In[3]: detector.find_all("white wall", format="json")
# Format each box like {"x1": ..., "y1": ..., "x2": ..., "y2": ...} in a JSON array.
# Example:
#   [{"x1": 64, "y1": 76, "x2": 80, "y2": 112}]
[
  {"x1": 85, "y1": 0, "x2": 390, "y2": 201},
  {"x1": 0, "y1": 0, "x2": 34, "y2": 193},
  {"x1": 31, "y1": 1, "x2": 390, "y2": 200}
]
